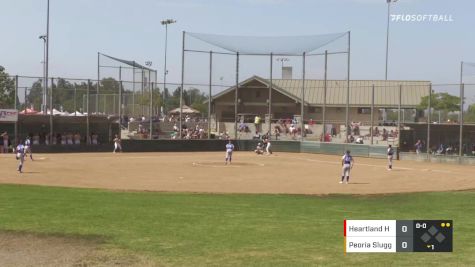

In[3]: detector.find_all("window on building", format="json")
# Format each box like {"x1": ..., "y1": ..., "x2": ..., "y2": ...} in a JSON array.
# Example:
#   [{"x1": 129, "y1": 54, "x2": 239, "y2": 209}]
[
  {"x1": 357, "y1": 108, "x2": 371, "y2": 114},
  {"x1": 255, "y1": 91, "x2": 261, "y2": 98}
]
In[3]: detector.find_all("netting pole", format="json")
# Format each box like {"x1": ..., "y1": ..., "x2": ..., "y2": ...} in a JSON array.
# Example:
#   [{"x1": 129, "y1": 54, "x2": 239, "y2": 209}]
[
  {"x1": 150, "y1": 81, "x2": 153, "y2": 140},
  {"x1": 50, "y1": 77, "x2": 54, "y2": 146},
  {"x1": 427, "y1": 84, "x2": 432, "y2": 158},
  {"x1": 97, "y1": 52, "x2": 100, "y2": 114},
  {"x1": 119, "y1": 80, "x2": 122, "y2": 130},
  {"x1": 345, "y1": 31, "x2": 351, "y2": 142},
  {"x1": 268, "y1": 52, "x2": 273, "y2": 139},
  {"x1": 370, "y1": 84, "x2": 375, "y2": 145},
  {"x1": 179, "y1": 31, "x2": 185, "y2": 139},
  {"x1": 141, "y1": 68, "x2": 145, "y2": 116},
  {"x1": 119, "y1": 66, "x2": 122, "y2": 116},
  {"x1": 208, "y1": 51, "x2": 213, "y2": 139},
  {"x1": 14, "y1": 75, "x2": 18, "y2": 145},
  {"x1": 323, "y1": 50, "x2": 328, "y2": 141},
  {"x1": 398, "y1": 84, "x2": 402, "y2": 148},
  {"x1": 235, "y1": 52, "x2": 239, "y2": 139},
  {"x1": 459, "y1": 61, "x2": 463, "y2": 157},
  {"x1": 132, "y1": 64, "x2": 136, "y2": 117},
  {"x1": 459, "y1": 83, "x2": 464, "y2": 157},
  {"x1": 87, "y1": 80, "x2": 90, "y2": 145},
  {"x1": 301, "y1": 52, "x2": 306, "y2": 141},
  {"x1": 74, "y1": 84, "x2": 77, "y2": 116}
]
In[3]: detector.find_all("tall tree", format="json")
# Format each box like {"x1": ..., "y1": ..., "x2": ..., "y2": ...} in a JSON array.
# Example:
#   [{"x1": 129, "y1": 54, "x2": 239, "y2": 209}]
[
  {"x1": 418, "y1": 92, "x2": 460, "y2": 112},
  {"x1": 0, "y1": 66, "x2": 16, "y2": 108},
  {"x1": 27, "y1": 79, "x2": 43, "y2": 110},
  {"x1": 418, "y1": 92, "x2": 461, "y2": 122}
]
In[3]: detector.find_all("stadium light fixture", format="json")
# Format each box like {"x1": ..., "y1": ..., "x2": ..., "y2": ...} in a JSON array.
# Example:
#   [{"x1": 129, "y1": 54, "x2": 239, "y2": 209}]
[
  {"x1": 161, "y1": 18, "x2": 177, "y2": 113},
  {"x1": 275, "y1": 57, "x2": 290, "y2": 68}
]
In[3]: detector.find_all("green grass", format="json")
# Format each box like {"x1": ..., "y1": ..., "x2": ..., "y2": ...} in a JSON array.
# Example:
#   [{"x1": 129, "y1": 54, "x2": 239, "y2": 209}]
[{"x1": 0, "y1": 185, "x2": 474, "y2": 266}]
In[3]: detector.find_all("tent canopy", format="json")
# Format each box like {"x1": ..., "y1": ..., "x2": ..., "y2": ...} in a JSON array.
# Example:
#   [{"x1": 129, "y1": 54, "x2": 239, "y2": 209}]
[{"x1": 169, "y1": 105, "x2": 200, "y2": 115}]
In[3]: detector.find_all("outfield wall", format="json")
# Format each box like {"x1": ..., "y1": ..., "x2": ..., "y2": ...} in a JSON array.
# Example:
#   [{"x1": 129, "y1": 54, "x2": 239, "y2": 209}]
[
  {"x1": 31, "y1": 140, "x2": 390, "y2": 159},
  {"x1": 400, "y1": 152, "x2": 475, "y2": 165},
  {"x1": 32, "y1": 141, "x2": 475, "y2": 165}
]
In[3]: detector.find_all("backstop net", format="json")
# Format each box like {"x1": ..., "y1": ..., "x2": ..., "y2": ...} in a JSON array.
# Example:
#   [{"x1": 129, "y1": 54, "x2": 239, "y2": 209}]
[
  {"x1": 97, "y1": 53, "x2": 158, "y2": 119},
  {"x1": 181, "y1": 31, "x2": 351, "y2": 141}
]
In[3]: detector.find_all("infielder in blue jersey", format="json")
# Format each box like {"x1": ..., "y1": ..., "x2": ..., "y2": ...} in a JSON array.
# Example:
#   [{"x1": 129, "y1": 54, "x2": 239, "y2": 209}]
[
  {"x1": 16, "y1": 141, "x2": 26, "y2": 173},
  {"x1": 340, "y1": 150, "x2": 354, "y2": 184},
  {"x1": 225, "y1": 140, "x2": 234, "y2": 165}
]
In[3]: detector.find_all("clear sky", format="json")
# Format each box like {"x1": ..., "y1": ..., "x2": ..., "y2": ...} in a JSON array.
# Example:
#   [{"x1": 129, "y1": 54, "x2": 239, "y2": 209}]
[{"x1": 1, "y1": 0, "x2": 474, "y2": 86}]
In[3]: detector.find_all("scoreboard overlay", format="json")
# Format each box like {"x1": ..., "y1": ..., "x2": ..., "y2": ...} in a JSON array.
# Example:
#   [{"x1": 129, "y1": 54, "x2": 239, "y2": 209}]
[{"x1": 344, "y1": 220, "x2": 453, "y2": 253}]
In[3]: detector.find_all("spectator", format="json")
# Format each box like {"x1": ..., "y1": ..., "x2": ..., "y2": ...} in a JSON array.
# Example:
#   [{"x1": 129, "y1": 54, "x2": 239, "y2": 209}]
[
  {"x1": 74, "y1": 133, "x2": 81, "y2": 145},
  {"x1": 254, "y1": 115, "x2": 261, "y2": 132},
  {"x1": 355, "y1": 136, "x2": 364, "y2": 144},
  {"x1": 1, "y1": 132, "x2": 9, "y2": 153},
  {"x1": 33, "y1": 133, "x2": 40, "y2": 145},
  {"x1": 415, "y1": 140, "x2": 422, "y2": 154},
  {"x1": 91, "y1": 133, "x2": 99, "y2": 145}
]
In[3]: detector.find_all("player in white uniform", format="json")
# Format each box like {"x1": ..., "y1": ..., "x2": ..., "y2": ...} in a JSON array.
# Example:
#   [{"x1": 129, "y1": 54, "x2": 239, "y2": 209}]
[
  {"x1": 340, "y1": 150, "x2": 354, "y2": 184},
  {"x1": 387, "y1": 145, "x2": 394, "y2": 170},
  {"x1": 113, "y1": 134, "x2": 122, "y2": 153},
  {"x1": 16, "y1": 141, "x2": 26, "y2": 173},
  {"x1": 24, "y1": 137, "x2": 33, "y2": 160},
  {"x1": 264, "y1": 139, "x2": 272, "y2": 155},
  {"x1": 225, "y1": 140, "x2": 234, "y2": 165}
]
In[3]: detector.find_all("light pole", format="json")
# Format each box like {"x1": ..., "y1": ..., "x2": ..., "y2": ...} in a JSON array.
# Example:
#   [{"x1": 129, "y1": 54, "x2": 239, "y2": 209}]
[
  {"x1": 161, "y1": 18, "x2": 176, "y2": 114},
  {"x1": 39, "y1": 35, "x2": 47, "y2": 113},
  {"x1": 385, "y1": 0, "x2": 397, "y2": 80}
]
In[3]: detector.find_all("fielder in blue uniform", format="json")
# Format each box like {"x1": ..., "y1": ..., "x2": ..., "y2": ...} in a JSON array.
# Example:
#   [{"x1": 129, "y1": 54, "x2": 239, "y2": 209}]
[
  {"x1": 340, "y1": 150, "x2": 354, "y2": 184},
  {"x1": 225, "y1": 140, "x2": 234, "y2": 165},
  {"x1": 16, "y1": 141, "x2": 26, "y2": 173}
]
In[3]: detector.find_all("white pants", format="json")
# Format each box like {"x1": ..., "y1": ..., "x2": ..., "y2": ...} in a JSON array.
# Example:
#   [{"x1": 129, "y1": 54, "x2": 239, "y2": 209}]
[
  {"x1": 225, "y1": 151, "x2": 232, "y2": 161},
  {"x1": 342, "y1": 164, "x2": 351, "y2": 177},
  {"x1": 388, "y1": 156, "x2": 393, "y2": 167},
  {"x1": 266, "y1": 143, "x2": 272, "y2": 154},
  {"x1": 114, "y1": 143, "x2": 122, "y2": 152}
]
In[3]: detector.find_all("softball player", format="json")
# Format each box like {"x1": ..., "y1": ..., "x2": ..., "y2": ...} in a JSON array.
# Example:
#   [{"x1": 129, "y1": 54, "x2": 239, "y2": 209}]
[
  {"x1": 24, "y1": 137, "x2": 33, "y2": 160},
  {"x1": 113, "y1": 134, "x2": 122, "y2": 153},
  {"x1": 255, "y1": 142, "x2": 264, "y2": 155},
  {"x1": 387, "y1": 145, "x2": 394, "y2": 170},
  {"x1": 265, "y1": 139, "x2": 272, "y2": 155},
  {"x1": 225, "y1": 140, "x2": 234, "y2": 165},
  {"x1": 340, "y1": 150, "x2": 354, "y2": 184},
  {"x1": 16, "y1": 141, "x2": 26, "y2": 173}
]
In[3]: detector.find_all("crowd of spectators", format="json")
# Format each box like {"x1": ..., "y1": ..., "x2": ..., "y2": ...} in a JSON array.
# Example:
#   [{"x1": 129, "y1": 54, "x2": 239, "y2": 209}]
[{"x1": 171, "y1": 124, "x2": 207, "y2": 140}]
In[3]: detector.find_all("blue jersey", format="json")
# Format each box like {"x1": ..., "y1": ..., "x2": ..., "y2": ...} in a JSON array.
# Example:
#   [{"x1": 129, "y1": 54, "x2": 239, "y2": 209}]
[
  {"x1": 16, "y1": 144, "x2": 25, "y2": 154},
  {"x1": 342, "y1": 154, "x2": 352, "y2": 165},
  {"x1": 226, "y1": 143, "x2": 234, "y2": 152},
  {"x1": 387, "y1": 148, "x2": 394, "y2": 156}
]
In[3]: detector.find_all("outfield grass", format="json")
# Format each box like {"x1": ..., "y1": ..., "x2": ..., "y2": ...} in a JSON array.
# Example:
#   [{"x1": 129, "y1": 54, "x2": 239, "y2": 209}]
[{"x1": 0, "y1": 185, "x2": 474, "y2": 266}]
